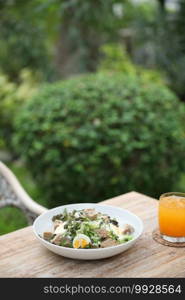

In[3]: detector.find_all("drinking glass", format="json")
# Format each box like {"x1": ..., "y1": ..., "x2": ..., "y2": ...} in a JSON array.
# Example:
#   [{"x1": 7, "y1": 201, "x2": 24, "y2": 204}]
[{"x1": 159, "y1": 192, "x2": 185, "y2": 243}]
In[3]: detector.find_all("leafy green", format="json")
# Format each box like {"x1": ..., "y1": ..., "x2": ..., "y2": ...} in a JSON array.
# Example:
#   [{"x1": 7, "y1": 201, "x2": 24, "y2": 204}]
[
  {"x1": 119, "y1": 235, "x2": 133, "y2": 243},
  {"x1": 50, "y1": 208, "x2": 135, "y2": 248}
]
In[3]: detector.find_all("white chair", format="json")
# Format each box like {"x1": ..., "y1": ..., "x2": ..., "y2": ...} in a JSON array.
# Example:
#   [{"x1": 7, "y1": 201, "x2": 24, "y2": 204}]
[{"x1": 0, "y1": 161, "x2": 48, "y2": 224}]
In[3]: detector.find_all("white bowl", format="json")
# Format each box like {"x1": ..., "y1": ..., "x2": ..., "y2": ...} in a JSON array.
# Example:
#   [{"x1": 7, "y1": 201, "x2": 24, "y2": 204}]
[{"x1": 33, "y1": 203, "x2": 143, "y2": 260}]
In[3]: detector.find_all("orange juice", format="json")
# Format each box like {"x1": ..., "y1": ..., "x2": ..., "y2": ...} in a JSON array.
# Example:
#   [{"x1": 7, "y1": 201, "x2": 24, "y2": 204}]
[{"x1": 159, "y1": 194, "x2": 185, "y2": 238}]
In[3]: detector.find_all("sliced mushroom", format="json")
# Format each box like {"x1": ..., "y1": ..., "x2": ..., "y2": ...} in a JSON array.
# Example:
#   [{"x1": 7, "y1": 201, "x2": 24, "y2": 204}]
[
  {"x1": 101, "y1": 215, "x2": 110, "y2": 223},
  {"x1": 101, "y1": 238, "x2": 119, "y2": 248},
  {"x1": 122, "y1": 224, "x2": 134, "y2": 235},
  {"x1": 83, "y1": 208, "x2": 98, "y2": 220},
  {"x1": 51, "y1": 234, "x2": 63, "y2": 245},
  {"x1": 43, "y1": 232, "x2": 53, "y2": 241},
  {"x1": 95, "y1": 228, "x2": 109, "y2": 240}
]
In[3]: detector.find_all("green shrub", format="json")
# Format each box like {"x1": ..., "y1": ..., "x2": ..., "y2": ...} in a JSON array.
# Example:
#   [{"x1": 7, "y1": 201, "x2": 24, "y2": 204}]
[
  {"x1": 0, "y1": 69, "x2": 39, "y2": 151},
  {"x1": 14, "y1": 73, "x2": 185, "y2": 207}
]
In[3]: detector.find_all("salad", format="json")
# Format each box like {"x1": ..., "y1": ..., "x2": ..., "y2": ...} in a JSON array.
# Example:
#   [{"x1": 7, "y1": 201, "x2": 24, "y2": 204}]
[{"x1": 43, "y1": 208, "x2": 134, "y2": 249}]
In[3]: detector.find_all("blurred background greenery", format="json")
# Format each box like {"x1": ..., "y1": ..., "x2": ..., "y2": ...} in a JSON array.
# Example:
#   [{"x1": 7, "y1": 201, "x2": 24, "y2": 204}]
[{"x1": 1, "y1": 0, "x2": 185, "y2": 234}]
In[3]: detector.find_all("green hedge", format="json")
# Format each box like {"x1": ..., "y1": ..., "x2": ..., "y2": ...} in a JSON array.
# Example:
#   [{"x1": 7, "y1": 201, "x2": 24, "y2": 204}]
[{"x1": 14, "y1": 73, "x2": 185, "y2": 207}]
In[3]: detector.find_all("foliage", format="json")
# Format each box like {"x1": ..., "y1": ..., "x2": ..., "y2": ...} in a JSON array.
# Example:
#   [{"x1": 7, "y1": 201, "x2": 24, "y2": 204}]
[
  {"x1": 55, "y1": 0, "x2": 127, "y2": 76},
  {"x1": 1, "y1": 0, "x2": 185, "y2": 93},
  {"x1": 156, "y1": 0, "x2": 185, "y2": 99},
  {"x1": 126, "y1": 0, "x2": 185, "y2": 99},
  {"x1": 99, "y1": 43, "x2": 164, "y2": 84},
  {"x1": 0, "y1": 0, "x2": 56, "y2": 80},
  {"x1": 0, "y1": 69, "x2": 39, "y2": 150},
  {"x1": 57, "y1": 0, "x2": 158, "y2": 76},
  {"x1": 14, "y1": 72, "x2": 185, "y2": 207},
  {"x1": 99, "y1": 44, "x2": 137, "y2": 75},
  {"x1": 0, "y1": 0, "x2": 140, "y2": 79}
]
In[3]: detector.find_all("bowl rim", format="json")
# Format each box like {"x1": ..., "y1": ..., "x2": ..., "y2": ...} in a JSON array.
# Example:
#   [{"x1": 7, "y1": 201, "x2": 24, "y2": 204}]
[{"x1": 33, "y1": 203, "x2": 143, "y2": 252}]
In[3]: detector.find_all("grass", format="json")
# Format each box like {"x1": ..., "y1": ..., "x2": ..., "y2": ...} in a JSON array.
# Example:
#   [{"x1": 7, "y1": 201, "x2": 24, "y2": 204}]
[
  {"x1": 0, "y1": 207, "x2": 28, "y2": 235},
  {"x1": 0, "y1": 161, "x2": 47, "y2": 235}
]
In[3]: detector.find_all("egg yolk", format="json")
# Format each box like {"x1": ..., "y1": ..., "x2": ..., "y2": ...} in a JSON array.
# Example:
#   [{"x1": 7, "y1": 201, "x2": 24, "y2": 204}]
[{"x1": 74, "y1": 238, "x2": 88, "y2": 248}]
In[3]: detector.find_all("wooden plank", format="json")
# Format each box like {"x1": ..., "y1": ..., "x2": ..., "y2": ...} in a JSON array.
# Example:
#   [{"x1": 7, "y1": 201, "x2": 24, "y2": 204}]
[{"x1": 0, "y1": 191, "x2": 184, "y2": 278}]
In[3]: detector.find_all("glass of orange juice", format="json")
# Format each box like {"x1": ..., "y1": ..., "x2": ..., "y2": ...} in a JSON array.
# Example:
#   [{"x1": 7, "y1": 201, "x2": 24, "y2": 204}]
[{"x1": 159, "y1": 192, "x2": 185, "y2": 243}]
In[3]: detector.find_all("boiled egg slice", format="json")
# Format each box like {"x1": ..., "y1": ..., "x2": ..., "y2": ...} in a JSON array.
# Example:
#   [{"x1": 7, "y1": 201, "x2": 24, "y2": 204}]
[{"x1": 73, "y1": 234, "x2": 91, "y2": 249}]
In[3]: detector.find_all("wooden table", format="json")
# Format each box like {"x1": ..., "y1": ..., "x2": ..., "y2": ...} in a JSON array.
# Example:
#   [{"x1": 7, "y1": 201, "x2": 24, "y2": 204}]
[{"x1": 0, "y1": 191, "x2": 184, "y2": 278}]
